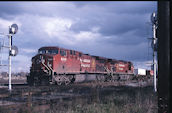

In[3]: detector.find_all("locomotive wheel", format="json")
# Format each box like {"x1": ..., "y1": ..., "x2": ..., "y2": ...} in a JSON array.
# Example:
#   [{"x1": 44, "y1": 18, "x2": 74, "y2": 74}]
[
  {"x1": 57, "y1": 81, "x2": 62, "y2": 85},
  {"x1": 105, "y1": 75, "x2": 112, "y2": 82},
  {"x1": 54, "y1": 76, "x2": 62, "y2": 85},
  {"x1": 70, "y1": 76, "x2": 75, "y2": 83},
  {"x1": 107, "y1": 78, "x2": 113, "y2": 82},
  {"x1": 63, "y1": 75, "x2": 70, "y2": 85},
  {"x1": 65, "y1": 81, "x2": 70, "y2": 85}
]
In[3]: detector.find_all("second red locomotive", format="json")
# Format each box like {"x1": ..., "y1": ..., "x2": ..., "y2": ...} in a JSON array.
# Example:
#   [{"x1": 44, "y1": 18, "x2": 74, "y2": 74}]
[{"x1": 27, "y1": 46, "x2": 134, "y2": 85}]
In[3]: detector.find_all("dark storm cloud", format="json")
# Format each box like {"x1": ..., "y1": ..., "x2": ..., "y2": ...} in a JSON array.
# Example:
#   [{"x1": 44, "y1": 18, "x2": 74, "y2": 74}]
[
  {"x1": 70, "y1": 2, "x2": 156, "y2": 36},
  {"x1": 104, "y1": 2, "x2": 157, "y2": 14},
  {"x1": 0, "y1": 2, "x2": 61, "y2": 19},
  {"x1": 97, "y1": 28, "x2": 149, "y2": 46},
  {"x1": 99, "y1": 16, "x2": 143, "y2": 36},
  {"x1": 73, "y1": 1, "x2": 157, "y2": 14},
  {"x1": 0, "y1": 2, "x2": 24, "y2": 19},
  {"x1": 0, "y1": 1, "x2": 157, "y2": 72},
  {"x1": 70, "y1": 1, "x2": 156, "y2": 48}
]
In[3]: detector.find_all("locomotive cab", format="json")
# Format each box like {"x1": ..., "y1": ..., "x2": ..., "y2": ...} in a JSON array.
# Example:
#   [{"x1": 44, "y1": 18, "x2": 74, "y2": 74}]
[{"x1": 29, "y1": 47, "x2": 59, "y2": 85}]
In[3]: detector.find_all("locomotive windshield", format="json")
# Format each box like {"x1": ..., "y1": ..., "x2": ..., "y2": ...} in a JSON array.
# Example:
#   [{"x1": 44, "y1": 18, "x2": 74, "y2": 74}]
[
  {"x1": 38, "y1": 49, "x2": 58, "y2": 54},
  {"x1": 39, "y1": 50, "x2": 46, "y2": 54}
]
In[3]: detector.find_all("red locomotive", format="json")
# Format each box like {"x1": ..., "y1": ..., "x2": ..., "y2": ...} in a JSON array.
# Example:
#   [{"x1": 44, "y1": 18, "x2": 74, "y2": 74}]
[{"x1": 27, "y1": 46, "x2": 135, "y2": 85}]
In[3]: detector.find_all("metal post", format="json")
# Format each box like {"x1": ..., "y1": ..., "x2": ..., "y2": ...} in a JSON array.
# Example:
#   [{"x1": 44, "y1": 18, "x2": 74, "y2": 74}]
[
  {"x1": 8, "y1": 34, "x2": 12, "y2": 91},
  {"x1": 153, "y1": 24, "x2": 157, "y2": 92},
  {"x1": 1, "y1": 24, "x2": 18, "y2": 91},
  {"x1": 157, "y1": 1, "x2": 170, "y2": 113}
]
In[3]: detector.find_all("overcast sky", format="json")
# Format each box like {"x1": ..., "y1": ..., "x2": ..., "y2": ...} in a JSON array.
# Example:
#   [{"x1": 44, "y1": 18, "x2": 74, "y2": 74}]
[{"x1": 0, "y1": 1, "x2": 157, "y2": 73}]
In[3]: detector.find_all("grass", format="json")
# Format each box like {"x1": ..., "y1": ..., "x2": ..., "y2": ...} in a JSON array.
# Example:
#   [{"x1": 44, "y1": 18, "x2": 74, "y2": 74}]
[{"x1": 0, "y1": 86, "x2": 158, "y2": 113}]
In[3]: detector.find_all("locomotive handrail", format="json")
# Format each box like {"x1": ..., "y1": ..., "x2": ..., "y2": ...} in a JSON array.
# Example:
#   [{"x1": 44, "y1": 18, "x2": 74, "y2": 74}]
[
  {"x1": 104, "y1": 67, "x2": 113, "y2": 75},
  {"x1": 48, "y1": 63, "x2": 53, "y2": 73},
  {"x1": 41, "y1": 58, "x2": 55, "y2": 84},
  {"x1": 41, "y1": 59, "x2": 51, "y2": 74},
  {"x1": 47, "y1": 62, "x2": 55, "y2": 78}
]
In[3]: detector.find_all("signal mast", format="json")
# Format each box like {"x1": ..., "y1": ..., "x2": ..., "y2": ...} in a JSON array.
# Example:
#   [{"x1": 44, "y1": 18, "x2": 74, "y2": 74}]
[{"x1": 0, "y1": 24, "x2": 19, "y2": 91}]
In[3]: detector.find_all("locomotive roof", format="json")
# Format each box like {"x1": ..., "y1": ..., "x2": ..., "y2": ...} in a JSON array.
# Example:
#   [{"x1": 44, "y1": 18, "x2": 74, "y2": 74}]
[
  {"x1": 118, "y1": 60, "x2": 128, "y2": 63},
  {"x1": 39, "y1": 46, "x2": 83, "y2": 53},
  {"x1": 92, "y1": 55, "x2": 118, "y2": 62},
  {"x1": 39, "y1": 46, "x2": 60, "y2": 50},
  {"x1": 38, "y1": 46, "x2": 132, "y2": 63}
]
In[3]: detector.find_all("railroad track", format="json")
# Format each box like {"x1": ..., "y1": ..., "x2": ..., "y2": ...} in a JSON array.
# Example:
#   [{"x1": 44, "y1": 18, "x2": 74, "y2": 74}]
[{"x1": 0, "y1": 79, "x2": 153, "y2": 97}]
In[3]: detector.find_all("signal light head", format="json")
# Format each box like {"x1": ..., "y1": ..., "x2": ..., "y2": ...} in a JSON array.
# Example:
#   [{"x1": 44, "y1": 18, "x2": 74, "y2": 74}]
[
  {"x1": 151, "y1": 12, "x2": 157, "y2": 25},
  {"x1": 9, "y1": 24, "x2": 18, "y2": 34},
  {"x1": 10, "y1": 45, "x2": 18, "y2": 56}
]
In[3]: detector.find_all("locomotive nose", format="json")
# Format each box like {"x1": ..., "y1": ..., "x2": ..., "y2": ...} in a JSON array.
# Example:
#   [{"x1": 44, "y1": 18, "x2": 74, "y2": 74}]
[
  {"x1": 32, "y1": 54, "x2": 54, "y2": 72},
  {"x1": 33, "y1": 54, "x2": 44, "y2": 65}
]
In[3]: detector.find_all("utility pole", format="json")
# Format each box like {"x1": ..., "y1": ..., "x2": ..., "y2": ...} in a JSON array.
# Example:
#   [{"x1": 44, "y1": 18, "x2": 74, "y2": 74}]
[
  {"x1": 157, "y1": 1, "x2": 170, "y2": 113},
  {"x1": 151, "y1": 12, "x2": 158, "y2": 92}
]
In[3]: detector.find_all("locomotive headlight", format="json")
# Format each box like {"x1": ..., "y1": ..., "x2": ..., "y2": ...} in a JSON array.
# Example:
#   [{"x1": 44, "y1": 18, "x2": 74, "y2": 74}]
[{"x1": 36, "y1": 59, "x2": 41, "y2": 64}]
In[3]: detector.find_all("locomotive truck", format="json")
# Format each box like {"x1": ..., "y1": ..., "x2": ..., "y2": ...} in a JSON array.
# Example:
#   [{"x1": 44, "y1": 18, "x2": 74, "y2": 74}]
[{"x1": 27, "y1": 46, "x2": 136, "y2": 86}]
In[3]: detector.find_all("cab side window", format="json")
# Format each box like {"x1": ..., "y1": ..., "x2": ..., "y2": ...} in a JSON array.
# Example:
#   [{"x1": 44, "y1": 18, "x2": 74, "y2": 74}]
[
  {"x1": 47, "y1": 50, "x2": 58, "y2": 54},
  {"x1": 60, "y1": 50, "x2": 66, "y2": 56},
  {"x1": 70, "y1": 50, "x2": 73, "y2": 55},
  {"x1": 73, "y1": 51, "x2": 76, "y2": 55},
  {"x1": 128, "y1": 62, "x2": 131, "y2": 70},
  {"x1": 79, "y1": 53, "x2": 82, "y2": 57},
  {"x1": 52, "y1": 50, "x2": 58, "y2": 54}
]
